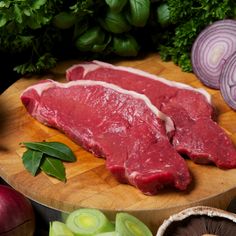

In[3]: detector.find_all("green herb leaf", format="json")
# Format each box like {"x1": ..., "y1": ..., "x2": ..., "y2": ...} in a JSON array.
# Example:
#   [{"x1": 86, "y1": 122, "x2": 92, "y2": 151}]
[
  {"x1": 32, "y1": 0, "x2": 47, "y2": 10},
  {"x1": 14, "y1": 53, "x2": 57, "y2": 74},
  {"x1": 22, "y1": 149, "x2": 43, "y2": 176},
  {"x1": 112, "y1": 34, "x2": 139, "y2": 56},
  {"x1": 0, "y1": 15, "x2": 7, "y2": 27},
  {"x1": 22, "y1": 142, "x2": 76, "y2": 162},
  {"x1": 99, "y1": 10, "x2": 131, "y2": 34},
  {"x1": 40, "y1": 156, "x2": 66, "y2": 182},
  {"x1": 105, "y1": 0, "x2": 128, "y2": 13},
  {"x1": 14, "y1": 4, "x2": 22, "y2": 23},
  {"x1": 75, "y1": 26, "x2": 106, "y2": 51},
  {"x1": 126, "y1": 0, "x2": 150, "y2": 27}
]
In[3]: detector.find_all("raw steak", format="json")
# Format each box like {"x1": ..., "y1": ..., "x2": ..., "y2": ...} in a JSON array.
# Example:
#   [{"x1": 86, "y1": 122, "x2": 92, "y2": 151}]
[
  {"x1": 66, "y1": 61, "x2": 236, "y2": 169},
  {"x1": 21, "y1": 80, "x2": 191, "y2": 195}
]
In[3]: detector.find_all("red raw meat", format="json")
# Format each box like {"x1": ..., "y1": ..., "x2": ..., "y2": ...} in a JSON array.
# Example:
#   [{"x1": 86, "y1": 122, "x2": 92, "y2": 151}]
[
  {"x1": 66, "y1": 60, "x2": 236, "y2": 169},
  {"x1": 21, "y1": 80, "x2": 191, "y2": 195}
]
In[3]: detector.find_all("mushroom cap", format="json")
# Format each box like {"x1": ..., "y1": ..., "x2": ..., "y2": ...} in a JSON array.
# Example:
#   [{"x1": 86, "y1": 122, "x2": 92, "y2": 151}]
[{"x1": 156, "y1": 206, "x2": 236, "y2": 236}]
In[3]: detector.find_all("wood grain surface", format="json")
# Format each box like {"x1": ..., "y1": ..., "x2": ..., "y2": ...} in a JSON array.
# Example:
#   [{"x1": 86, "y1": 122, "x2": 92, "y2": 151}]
[{"x1": 1, "y1": 53, "x2": 236, "y2": 233}]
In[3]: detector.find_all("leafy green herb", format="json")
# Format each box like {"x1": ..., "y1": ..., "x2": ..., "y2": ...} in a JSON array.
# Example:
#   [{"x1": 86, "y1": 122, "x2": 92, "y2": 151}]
[
  {"x1": 105, "y1": 0, "x2": 128, "y2": 13},
  {"x1": 1, "y1": 0, "x2": 235, "y2": 75},
  {"x1": 126, "y1": 0, "x2": 150, "y2": 27},
  {"x1": 112, "y1": 34, "x2": 139, "y2": 56},
  {"x1": 22, "y1": 142, "x2": 76, "y2": 162},
  {"x1": 21, "y1": 141, "x2": 76, "y2": 182},
  {"x1": 22, "y1": 149, "x2": 43, "y2": 176},
  {"x1": 75, "y1": 26, "x2": 106, "y2": 52},
  {"x1": 52, "y1": 11, "x2": 76, "y2": 29},
  {"x1": 14, "y1": 53, "x2": 57, "y2": 75},
  {"x1": 40, "y1": 156, "x2": 66, "y2": 182},
  {"x1": 156, "y1": 3, "x2": 171, "y2": 28},
  {"x1": 99, "y1": 10, "x2": 131, "y2": 34},
  {"x1": 153, "y1": 0, "x2": 235, "y2": 71}
]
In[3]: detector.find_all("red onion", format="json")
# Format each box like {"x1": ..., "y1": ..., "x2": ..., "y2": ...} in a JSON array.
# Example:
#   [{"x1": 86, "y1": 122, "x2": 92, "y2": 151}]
[
  {"x1": 220, "y1": 51, "x2": 236, "y2": 110},
  {"x1": 0, "y1": 185, "x2": 35, "y2": 236},
  {"x1": 191, "y1": 19, "x2": 236, "y2": 89}
]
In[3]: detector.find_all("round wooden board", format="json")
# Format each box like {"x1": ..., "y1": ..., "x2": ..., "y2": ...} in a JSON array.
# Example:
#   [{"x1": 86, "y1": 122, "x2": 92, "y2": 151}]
[{"x1": 1, "y1": 54, "x2": 236, "y2": 233}]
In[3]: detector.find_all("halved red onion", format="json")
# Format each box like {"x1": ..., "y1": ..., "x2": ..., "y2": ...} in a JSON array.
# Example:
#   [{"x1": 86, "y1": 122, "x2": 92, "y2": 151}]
[
  {"x1": 191, "y1": 19, "x2": 236, "y2": 89},
  {"x1": 0, "y1": 185, "x2": 35, "y2": 236},
  {"x1": 220, "y1": 51, "x2": 236, "y2": 110}
]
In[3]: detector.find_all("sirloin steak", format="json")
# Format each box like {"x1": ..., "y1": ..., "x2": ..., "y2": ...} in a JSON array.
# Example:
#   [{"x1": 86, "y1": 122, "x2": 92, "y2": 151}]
[
  {"x1": 21, "y1": 80, "x2": 191, "y2": 195},
  {"x1": 66, "y1": 61, "x2": 236, "y2": 169}
]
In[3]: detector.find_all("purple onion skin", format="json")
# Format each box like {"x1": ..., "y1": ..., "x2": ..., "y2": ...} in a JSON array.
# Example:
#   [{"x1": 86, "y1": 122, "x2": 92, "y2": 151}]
[
  {"x1": 0, "y1": 185, "x2": 35, "y2": 236},
  {"x1": 220, "y1": 51, "x2": 236, "y2": 110},
  {"x1": 191, "y1": 19, "x2": 236, "y2": 89}
]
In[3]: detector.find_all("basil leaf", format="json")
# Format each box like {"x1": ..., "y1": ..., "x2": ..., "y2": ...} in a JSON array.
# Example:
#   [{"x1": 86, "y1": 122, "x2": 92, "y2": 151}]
[
  {"x1": 105, "y1": 0, "x2": 128, "y2": 13},
  {"x1": 40, "y1": 156, "x2": 66, "y2": 182},
  {"x1": 22, "y1": 142, "x2": 76, "y2": 162},
  {"x1": 22, "y1": 149, "x2": 43, "y2": 176},
  {"x1": 113, "y1": 34, "x2": 139, "y2": 56},
  {"x1": 99, "y1": 10, "x2": 131, "y2": 34},
  {"x1": 126, "y1": 0, "x2": 150, "y2": 27}
]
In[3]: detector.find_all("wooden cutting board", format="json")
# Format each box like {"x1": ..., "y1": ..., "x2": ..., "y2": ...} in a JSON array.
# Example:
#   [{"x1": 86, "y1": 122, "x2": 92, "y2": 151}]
[{"x1": 1, "y1": 53, "x2": 236, "y2": 233}]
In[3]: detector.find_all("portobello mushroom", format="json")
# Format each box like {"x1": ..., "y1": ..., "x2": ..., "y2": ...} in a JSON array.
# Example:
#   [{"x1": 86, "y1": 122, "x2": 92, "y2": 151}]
[{"x1": 156, "y1": 206, "x2": 236, "y2": 236}]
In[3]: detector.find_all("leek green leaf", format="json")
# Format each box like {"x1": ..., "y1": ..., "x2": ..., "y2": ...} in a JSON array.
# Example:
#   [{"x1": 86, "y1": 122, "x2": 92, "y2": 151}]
[
  {"x1": 49, "y1": 221, "x2": 74, "y2": 236},
  {"x1": 40, "y1": 156, "x2": 66, "y2": 182},
  {"x1": 95, "y1": 232, "x2": 118, "y2": 236},
  {"x1": 22, "y1": 149, "x2": 43, "y2": 176},
  {"x1": 115, "y1": 212, "x2": 152, "y2": 236},
  {"x1": 22, "y1": 142, "x2": 76, "y2": 162}
]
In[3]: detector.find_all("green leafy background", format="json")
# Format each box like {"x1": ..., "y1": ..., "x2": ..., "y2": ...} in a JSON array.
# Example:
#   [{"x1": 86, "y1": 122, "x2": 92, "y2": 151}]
[{"x1": 0, "y1": 0, "x2": 235, "y2": 75}]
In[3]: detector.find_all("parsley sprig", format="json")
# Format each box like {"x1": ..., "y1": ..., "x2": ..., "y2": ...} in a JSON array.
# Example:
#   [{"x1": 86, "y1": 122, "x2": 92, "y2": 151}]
[{"x1": 154, "y1": 0, "x2": 235, "y2": 71}]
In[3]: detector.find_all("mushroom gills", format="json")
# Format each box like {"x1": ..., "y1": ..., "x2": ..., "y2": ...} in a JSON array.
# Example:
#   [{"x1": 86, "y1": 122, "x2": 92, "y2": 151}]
[{"x1": 162, "y1": 215, "x2": 236, "y2": 236}]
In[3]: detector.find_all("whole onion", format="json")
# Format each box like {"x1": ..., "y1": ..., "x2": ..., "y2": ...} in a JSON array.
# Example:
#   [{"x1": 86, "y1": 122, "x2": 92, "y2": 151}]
[{"x1": 0, "y1": 184, "x2": 35, "y2": 236}]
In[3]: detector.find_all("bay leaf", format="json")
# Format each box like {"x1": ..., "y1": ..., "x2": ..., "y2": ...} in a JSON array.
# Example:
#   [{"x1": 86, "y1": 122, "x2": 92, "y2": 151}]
[
  {"x1": 22, "y1": 149, "x2": 43, "y2": 176},
  {"x1": 40, "y1": 156, "x2": 66, "y2": 182},
  {"x1": 22, "y1": 142, "x2": 76, "y2": 162}
]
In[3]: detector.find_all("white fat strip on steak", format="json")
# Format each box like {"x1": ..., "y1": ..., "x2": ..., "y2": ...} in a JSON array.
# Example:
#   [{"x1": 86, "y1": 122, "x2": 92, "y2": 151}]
[
  {"x1": 22, "y1": 79, "x2": 175, "y2": 134},
  {"x1": 67, "y1": 60, "x2": 212, "y2": 104}
]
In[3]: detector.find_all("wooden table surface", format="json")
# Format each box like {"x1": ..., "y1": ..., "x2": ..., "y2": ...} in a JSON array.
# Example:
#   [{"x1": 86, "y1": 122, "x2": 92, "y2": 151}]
[{"x1": 1, "y1": 53, "x2": 236, "y2": 233}]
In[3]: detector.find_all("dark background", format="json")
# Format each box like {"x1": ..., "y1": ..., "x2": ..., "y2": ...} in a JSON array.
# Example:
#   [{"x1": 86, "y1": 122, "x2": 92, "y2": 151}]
[
  {"x1": 0, "y1": 58, "x2": 58, "y2": 235},
  {"x1": 0, "y1": 55, "x2": 21, "y2": 94}
]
